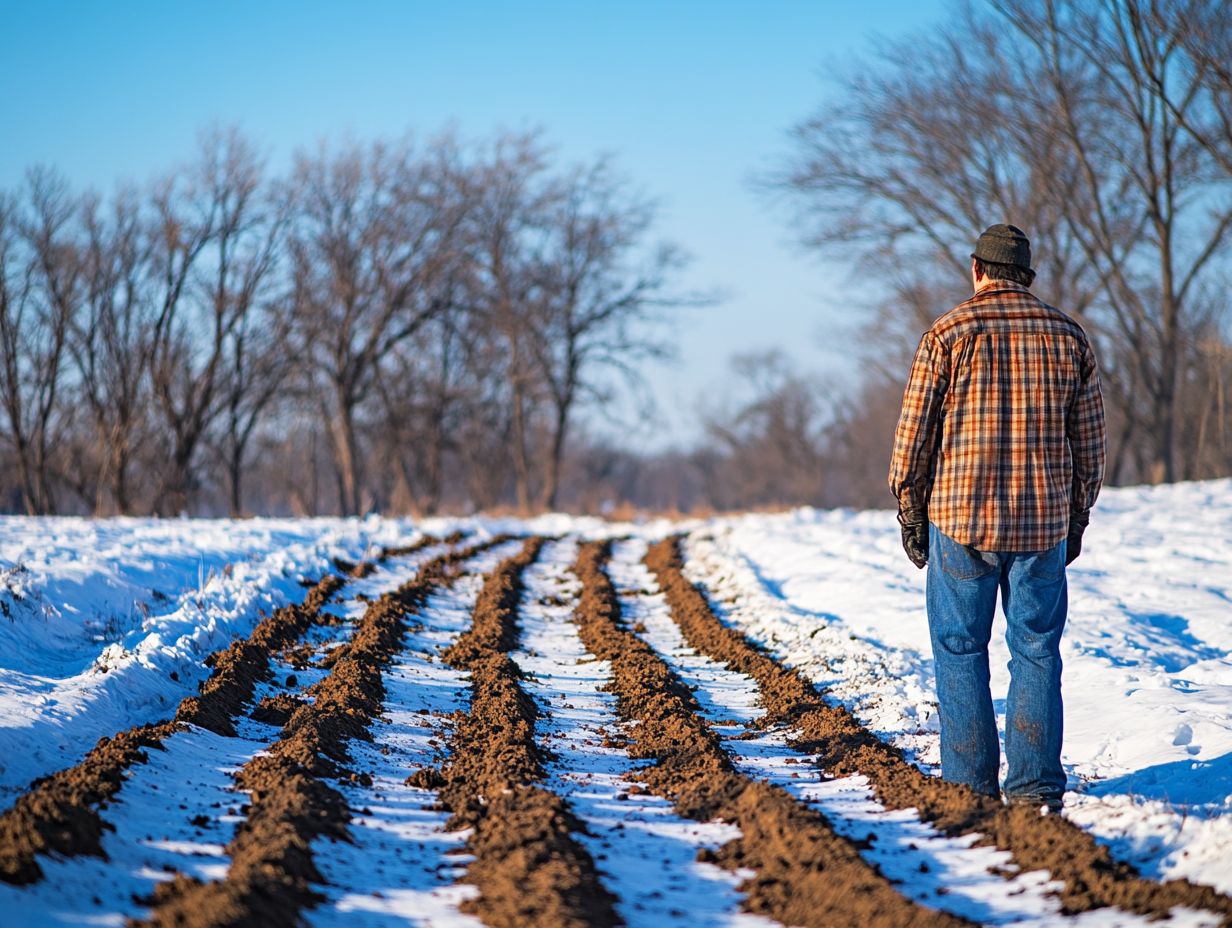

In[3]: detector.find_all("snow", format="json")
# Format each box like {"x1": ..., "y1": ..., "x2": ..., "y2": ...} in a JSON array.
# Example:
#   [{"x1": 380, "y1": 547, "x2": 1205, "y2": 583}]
[
  {"x1": 0, "y1": 724, "x2": 270, "y2": 925},
  {"x1": 618, "y1": 537, "x2": 1220, "y2": 926},
  {"x1": 306, "y1": 540, "x2": 524, "y2": 928},
  {"x1": 513, "y1": 538, "x2": 775, "y2": 928},
  {"x1": 0, "y1": 516, "x2": 427, "y2": 807},
  {"x1": 0, "y1": 512, "x2": 618, "y2": 808},
  {"x1": 0, "y1": 539, "x2": 522, "y2": 927},
  {"x1": 686, "y1": 479, "x2": 1232, "y2": 894},
  {"x1": 0, "y1": 478, "x2": 1228, "y2": 922}
]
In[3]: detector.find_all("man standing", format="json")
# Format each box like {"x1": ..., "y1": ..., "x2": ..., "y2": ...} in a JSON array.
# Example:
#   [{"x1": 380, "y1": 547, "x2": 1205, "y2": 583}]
[{"x1": 888, "y1": 224, "x2": 1105, "y2": 809}]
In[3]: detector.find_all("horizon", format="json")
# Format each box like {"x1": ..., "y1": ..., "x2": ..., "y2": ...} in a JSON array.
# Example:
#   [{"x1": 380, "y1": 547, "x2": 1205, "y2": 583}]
[{"x1": 0, "y1": 0, "x2": 949, "y2": 451}]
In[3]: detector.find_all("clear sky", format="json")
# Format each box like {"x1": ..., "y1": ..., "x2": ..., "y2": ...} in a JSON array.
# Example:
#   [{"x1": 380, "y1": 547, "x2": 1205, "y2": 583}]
[{"x1": 0, "y1": 0, "x2": 947, "y2": 450}]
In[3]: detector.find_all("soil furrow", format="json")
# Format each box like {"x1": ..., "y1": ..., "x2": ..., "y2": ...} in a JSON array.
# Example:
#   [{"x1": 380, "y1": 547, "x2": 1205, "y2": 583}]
[
  {"x1": 646, "y1": 535, "x2": 1232, "y2": 925},
  {"x1": 435, "y1": 536, "x2": 623, "y2": 928},
  {"x1": 0, "y1": 558, "x2": 360, "y2": 887},
  {"x1": 0, "y1": 533, "x2": 457, "y2": 887},
  {"x1": 136, "y1": 535, "x2": 505, "y2": 928},
  {"x1": 574, "y1": 539, "x2": 970, "y2": 928},
  {"x1": 174, "y1": 572, "x2": 350, "y2": 737},
  {"x1": 0, "y1": 719, "x2": 185, "y2": 886}
]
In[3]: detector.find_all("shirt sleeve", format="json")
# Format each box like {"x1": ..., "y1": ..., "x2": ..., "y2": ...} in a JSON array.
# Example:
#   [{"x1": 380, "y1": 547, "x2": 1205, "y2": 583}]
[
  {"x1": 1066, "y1": 339, "x2": 1106, "y2": 513},
  {"x1": 888, "y1": 330, "x2": 950, "y2": 514}
]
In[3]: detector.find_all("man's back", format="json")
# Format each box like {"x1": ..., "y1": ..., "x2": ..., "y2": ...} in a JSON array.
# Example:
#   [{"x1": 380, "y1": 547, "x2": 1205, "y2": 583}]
[
  {"x1": 889, "y1": 280, "x2": 1104, "y2": 551},
  {"x1": 889, "y1": 225, "x2": 1107, "y2": 807}
]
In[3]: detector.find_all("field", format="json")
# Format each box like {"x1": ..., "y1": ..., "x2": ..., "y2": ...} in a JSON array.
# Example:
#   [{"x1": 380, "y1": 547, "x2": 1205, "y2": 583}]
[{"x1": 0, "y1": 480, "x2": 1230, "y2": 927}]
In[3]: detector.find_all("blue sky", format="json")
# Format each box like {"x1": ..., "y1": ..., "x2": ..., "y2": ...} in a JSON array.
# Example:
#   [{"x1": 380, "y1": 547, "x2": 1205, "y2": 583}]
[{"x1": 0, "y1": 0, "x2": 947, "y2": 450}]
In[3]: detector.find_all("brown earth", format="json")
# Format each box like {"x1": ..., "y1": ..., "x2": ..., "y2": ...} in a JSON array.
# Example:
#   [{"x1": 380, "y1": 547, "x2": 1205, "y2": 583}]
[
  {"x1": 0, "y1": 721, "x2": 183, "y2": 884},
  {"x1": 574, "y1": 540, "x2": 971, "y2": 928},
  {"x1": 0, "y1": 565, "x2": 351, "y2": 886},
  {"x1": 176, "y1": 532, "x2": 453, "y2": 737},
  {"x1": 249, "y1": 693, "x2": 306, "y2": 727},
  {"x1": 0, "y1": 533, "x2": 462, "y2": 888},
  {"x1": 138, "y1": 535, "x2": 504, "y2": 928},
  {"x1": 436, "y1": 537, "x2": 624, "y2": 928},
  {"x1": 175, "y1": 573, "x2": 347, "y2": 736},
  {"x1": 646, "y1": 535, "x2": 1232, "y2": 925},
  {"x1": 381, "y1": 528, "x2": 468, "y2": 560}
]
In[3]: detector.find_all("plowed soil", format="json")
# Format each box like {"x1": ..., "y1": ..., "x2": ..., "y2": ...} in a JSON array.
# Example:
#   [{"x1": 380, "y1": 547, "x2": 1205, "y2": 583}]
[
  {"x1": 573, "y1": 540, "x2": 972, "y2": 928},
  {"x1": 436, "y1": 536, "x2": 623, "y2": 928},
  {"x1": 0, "y1": 534, "x2": 459, "y2": 889},
  {"x1": 4, "y1": 526, "x2": 1225, "y2": 928},
  {"x1": 0, "y1": 565, "x2": 348, "y2": 887},
  {"x1": 139, "y1": 536, "x2": 502, "y2": 928},
  {"x1": 645, "y1": 535, "x2": 1232, "y2": 925}
]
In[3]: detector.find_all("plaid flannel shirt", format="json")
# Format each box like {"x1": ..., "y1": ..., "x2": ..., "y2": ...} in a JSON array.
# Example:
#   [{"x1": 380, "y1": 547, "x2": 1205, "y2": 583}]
[{"x1": 888, "y1": 280, "x2": 1106, "y2": 551}]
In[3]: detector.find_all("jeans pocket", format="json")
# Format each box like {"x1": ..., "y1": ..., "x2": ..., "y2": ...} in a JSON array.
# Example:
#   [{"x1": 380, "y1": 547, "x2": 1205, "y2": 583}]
[
  {"x1": 938, "y1": 530, "x2": 998, "y2": 580},
  {"x1": 1027, "y1": 539, "x2": 1066, "y2": 581}
]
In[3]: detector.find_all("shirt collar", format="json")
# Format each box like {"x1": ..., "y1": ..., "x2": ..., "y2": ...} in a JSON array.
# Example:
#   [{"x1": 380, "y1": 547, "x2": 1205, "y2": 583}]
[{"x1": 975, "y1": 278, "x2": 1031, "y2": 295}]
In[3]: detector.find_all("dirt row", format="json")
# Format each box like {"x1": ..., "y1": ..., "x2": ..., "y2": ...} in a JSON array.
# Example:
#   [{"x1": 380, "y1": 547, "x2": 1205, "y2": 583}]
[
  {"x1": 645, "y1": 536, "x2": 1232, "y2": 925},
  {"x1": 139, "y1": 534, "x2": 502, "y2": 928},
  {"x1": 0, "y1": 531, "x2": 447, "y2": 887},
  {"x1": 572, "y1": 539, "x2": 969, "y2": 928},
  {"x1": 0, "y1": 568, "x2": 359, "y2": 885},
  {"x1": 429, "y1": 536, "x2": 623, "y2": 928}
]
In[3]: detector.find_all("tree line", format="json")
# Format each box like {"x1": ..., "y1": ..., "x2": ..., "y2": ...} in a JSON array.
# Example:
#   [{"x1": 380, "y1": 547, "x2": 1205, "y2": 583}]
[
  {"x1": 774, "y1": 0, "x2": 1232, "y2": 500},
  {"x1": 4, "y1": 0, "x2": 1229, "y2": 520},
  {"x1": 595, "y1": 0, "x2": 1232, "y2": 517},
  {"x1": 0, "y1": 128, "x2": 689, "y2": 516}
]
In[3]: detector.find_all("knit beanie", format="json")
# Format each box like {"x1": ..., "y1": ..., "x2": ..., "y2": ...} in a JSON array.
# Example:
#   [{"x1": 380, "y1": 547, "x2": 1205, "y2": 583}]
[{"x1": 971, "y1": 224, "x2": 1032, "y2": 270}]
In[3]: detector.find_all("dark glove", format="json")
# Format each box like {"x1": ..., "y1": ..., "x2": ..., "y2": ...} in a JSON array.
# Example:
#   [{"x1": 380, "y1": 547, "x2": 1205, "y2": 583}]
[
  {"x1": 1065, "y1": 509, "x2": 1090, "y2": 565},
  {"x1": 898, "y1": 509, "x2": 929, "y2": 569}
]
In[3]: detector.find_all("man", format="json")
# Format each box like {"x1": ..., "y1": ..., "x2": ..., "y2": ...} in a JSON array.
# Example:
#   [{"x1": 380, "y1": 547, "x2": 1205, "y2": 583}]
[{"x1": 888, "y1": 224, "x2": 1105, "y2": 810}]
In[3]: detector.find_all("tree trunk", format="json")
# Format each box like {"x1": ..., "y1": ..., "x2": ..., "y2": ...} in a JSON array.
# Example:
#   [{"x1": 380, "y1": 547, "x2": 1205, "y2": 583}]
[
  {"x1": 113, "y1": 441, "x2": 133, "y2": 515},
  {"x1": 228, "y1": 444, "x2": 244, "y2": 517},
  {"x1": 327, "y1": 394, "x2": 361, "y2": 516},
  {"x1": 540, "y1": 401, "x2": 569, "y2": 511},
  {"x1": 159, "y1": 443, "x2": 196, "y2": 516},
  {"x1": 509, "y1": 381, "x2": 532, "y2": 514}
]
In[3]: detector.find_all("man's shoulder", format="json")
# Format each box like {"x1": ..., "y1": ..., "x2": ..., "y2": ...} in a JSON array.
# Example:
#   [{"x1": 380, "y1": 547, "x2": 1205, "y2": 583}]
[{"x1": 927, "y1": 285, "x2": 1089, "y2": 345}]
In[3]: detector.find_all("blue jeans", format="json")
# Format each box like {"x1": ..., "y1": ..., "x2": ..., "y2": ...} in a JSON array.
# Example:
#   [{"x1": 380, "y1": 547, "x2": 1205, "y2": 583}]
[{"x1": 926, "y1": 524, "x2": 1068, "y2": 801}]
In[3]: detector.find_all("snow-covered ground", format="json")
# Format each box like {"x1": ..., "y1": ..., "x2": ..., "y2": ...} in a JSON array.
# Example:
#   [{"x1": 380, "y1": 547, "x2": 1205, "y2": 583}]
[
  {"x1": 0, "y1": 515, "x2": 420, "y2": 806},
  {"x1": 0, "y1": 479, "x2": 1227, "y2": 911},
  {"x1": 0, "y1": 512, "x2": 619, "y2": 808},
  {"x1": 516, "y1": 538, "x2": 775, "y2": 928},
  {"x1": 689, "y1": 478, "x2": 1232, "y2": 894}
]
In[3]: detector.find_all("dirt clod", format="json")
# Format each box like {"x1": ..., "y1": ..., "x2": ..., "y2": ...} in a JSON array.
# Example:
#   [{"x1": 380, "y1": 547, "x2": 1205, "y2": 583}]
[{"x1": 249, "y1": 693, "x2": 306, "y2": 727}]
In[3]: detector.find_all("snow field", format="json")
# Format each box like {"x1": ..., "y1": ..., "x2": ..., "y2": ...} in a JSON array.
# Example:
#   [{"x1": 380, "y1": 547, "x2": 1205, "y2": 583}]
[
  {"x1": 0, "y1": 538, "x2": 508, "y2": 927},
  {"x1": 0, "y1": 517, "x2": 439, "y2": 807},
  {"x1": 0, "y1": 479, "x2": 1227, "y2": 925},
  {"x1": 305, "y1": 539, "x2": 524, "y2": 928},
  {"x1": 0, "y1": 724, "x2": 266, "y2": 926},
  {"x1": 617, "y1": 538, "x2": 1219, "y2": 927},
  {"x1": 682, "y1": 480, "x2": 1232, "y2": 895},
  {"x1": 511, "y1": 537, "x2": 776, "y2": 928}
]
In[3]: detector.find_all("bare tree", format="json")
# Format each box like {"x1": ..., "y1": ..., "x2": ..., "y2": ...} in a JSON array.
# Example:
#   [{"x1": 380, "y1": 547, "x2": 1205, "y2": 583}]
[
  {"x1": 287, "y1": 136, "x2": 465, "y2": 515},
  {"x1": 213, "y1": 291, "x2": 292, "y2": 517},
  {"x1": 774, "y1": 0, "x2": 1232, "y2": 487},
  {"x1": 528, "y1": 159, "x2": 683, "y2": 510},
  {"x1": 0, "y1": 124, "x2": 694, "y2": 516},
  {"x1": 698, "y1": 351, "x2": 830, "y2": 510},
  {"x1": 0, "y1": 170, "x2": 81, "y2": 514},
  {"x1": 143, "y1": 127, "x2": 285, "y2": 514},
  {"x1": 993, "y1": 0, "x2": 1232, "y2": 483},
  {"x1": 372, "y1": 307, "x2": 474, "y2": 515},
  {"x1": 68, "y1": 188, "x2": 155, "y2": 513},
  {"x1": 463, "y1": 133, "x2": 555, "y2": 513}
]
